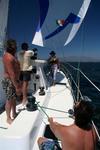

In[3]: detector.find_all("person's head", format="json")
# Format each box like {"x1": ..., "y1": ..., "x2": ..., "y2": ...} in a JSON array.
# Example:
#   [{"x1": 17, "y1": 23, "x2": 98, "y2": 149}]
[
  {"x1": 32, "y1": 48, "x2": 38, "y2": 52},
  {"x1": 5, "y1": 39, "x2": 17, "y2": 55},
  {"x1": 49, "y1": 51, "x2": 56, "y2": 56},
  {"x1": 74, "y1": 100, "x2": 94, "y2": 129},
  {"x1": 21, "y1": 42, "x2": 28, "y2": 50}
]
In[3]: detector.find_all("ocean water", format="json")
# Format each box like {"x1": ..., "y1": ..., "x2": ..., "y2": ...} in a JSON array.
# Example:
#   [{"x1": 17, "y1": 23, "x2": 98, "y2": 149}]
[{"x1": 63, "y1": 62, "x2": 100, "y2": 149}]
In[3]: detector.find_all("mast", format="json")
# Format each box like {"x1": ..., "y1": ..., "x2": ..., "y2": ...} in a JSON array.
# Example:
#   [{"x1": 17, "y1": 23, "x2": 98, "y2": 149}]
[{"x1": 0, "y1": 0, "x2": 9, "y2": 51}]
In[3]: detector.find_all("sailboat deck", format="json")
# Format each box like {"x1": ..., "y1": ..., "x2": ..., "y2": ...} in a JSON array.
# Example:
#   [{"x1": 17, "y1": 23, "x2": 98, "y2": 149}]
[
  {"x1": 0, "y1": 71, "x2": 74, "y2": 150},
  {"x1": 42, "y1": 73, "x2": 74, "y2": 125},
  {"x1": 32, "y1": 71, "x2": 74, "y2": 149}
]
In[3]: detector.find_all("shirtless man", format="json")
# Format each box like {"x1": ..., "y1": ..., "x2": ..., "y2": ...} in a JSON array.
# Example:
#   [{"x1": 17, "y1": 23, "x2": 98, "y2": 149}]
[
  {"x1": 38, "y1": 100, "x2": 97, "y2": 150},
  {"x1": 2, "y1": 39, "x2": 21, "y2": 124}
]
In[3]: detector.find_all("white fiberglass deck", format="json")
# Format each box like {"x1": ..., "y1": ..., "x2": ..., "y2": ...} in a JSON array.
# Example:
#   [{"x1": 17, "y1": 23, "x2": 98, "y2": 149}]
[
  {"x1": 33, "y1": 71, "x2": 74, "y2": 150},
  {"x1": 0, "y1": 70, "x2": 74, "y2": 150},
  {"x1": 42, "y1": 71, "x2": 74, "y2": 125}
]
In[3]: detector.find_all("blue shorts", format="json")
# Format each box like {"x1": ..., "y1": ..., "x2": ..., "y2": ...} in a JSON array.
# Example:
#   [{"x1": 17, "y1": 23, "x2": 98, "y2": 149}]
[
  {"x1": 19, "y1": 71, "x2": 31, "y2": 81},
  {"x1": 39, "y1": 139, "x2": 61, "y2": 150},
  {"x1": 1, "y1": 78, "x2": 17, "y2": 100}
]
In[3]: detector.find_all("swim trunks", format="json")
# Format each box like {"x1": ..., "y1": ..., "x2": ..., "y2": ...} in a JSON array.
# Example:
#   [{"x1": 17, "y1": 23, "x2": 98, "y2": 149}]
[
  {"x1": 19, "y1": 71, "x2": 31, "y2": 81},
  {"x1": 39, "y1": 139, "x2": 61, "y2": 150},
  {"x1": 1, "y1": 78, "x2": 17, "y2": 100}
]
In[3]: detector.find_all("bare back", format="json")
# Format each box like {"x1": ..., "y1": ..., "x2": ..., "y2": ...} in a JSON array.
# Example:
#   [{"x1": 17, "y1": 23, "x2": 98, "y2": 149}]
[
  {"x1": 59, "y1": 124, "x2": 97, "y2": 150},
  {"x1": 3, "y1": 52, "x2": 20, "y2": 80}
]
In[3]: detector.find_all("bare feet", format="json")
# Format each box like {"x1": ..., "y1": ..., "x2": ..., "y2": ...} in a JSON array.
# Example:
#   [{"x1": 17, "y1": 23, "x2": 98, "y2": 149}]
[
  {"x1": 12, "y1": 113, "x2": 19, "y2": 119},
  {"x1": 22, "y1": 100, "x2": 28, "y2": 106},
  {"x1": 52, "y1": 81, "x2": 55, "y2": 86},
  {"x1": 7, "y1": 118, "x2": 14, "y2": 124}
]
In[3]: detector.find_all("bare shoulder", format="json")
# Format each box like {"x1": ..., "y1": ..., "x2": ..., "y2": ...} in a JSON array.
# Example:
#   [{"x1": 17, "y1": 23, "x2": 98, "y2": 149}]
[
  {"x1": 56, "y1": 123, "x2": 70, "y2": 133},
  {"x1": 3, "y1": 53, "x2": 15, "y2": 62},
  {"x1": 59, "y1": 124, "x2": 77, "y2": 136}
]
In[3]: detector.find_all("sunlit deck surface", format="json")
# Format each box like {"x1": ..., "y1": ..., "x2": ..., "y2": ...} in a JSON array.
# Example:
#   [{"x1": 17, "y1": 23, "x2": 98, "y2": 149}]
[{"x1": 0, "y1": 68, "x2": 74, "y2": 150}]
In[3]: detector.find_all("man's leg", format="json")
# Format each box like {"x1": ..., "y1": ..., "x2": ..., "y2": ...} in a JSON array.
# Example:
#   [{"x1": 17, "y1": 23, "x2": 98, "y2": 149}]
[
  {"x1": 5, "y1": 99, "x2": 13, "y2": 124},
  {"x1": 11, "y1": 98, "x2": 17, "y2": 119},
  {"x1": 22, "y1": 81, "x2": 28, "y2": 105}
]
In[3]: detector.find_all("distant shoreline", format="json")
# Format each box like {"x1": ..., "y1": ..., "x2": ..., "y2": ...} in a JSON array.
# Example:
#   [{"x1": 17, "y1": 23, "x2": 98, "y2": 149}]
[{"x1": 0, "y1": 55, "x2": 100, "y2": 62}]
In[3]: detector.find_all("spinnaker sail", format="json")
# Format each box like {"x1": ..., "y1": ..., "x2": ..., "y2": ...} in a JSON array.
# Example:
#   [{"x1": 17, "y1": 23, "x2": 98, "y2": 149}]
[
  {"x1": 64, "y1": 0, "x2": 91, "y2": 46},
  {"x1": 32, "y1": 0, "x2": 91, "y2": 48}
]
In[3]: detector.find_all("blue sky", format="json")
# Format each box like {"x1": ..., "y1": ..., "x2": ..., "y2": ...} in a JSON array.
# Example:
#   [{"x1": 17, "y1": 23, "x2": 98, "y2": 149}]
[{"x1": 7, "y1": 0, "x2": 100, "y2": 60}]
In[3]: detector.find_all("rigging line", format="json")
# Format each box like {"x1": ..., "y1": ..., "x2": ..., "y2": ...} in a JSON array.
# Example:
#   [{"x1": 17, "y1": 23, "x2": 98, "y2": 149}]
[
  {"x1": 38, "y1": 106, "x2": 70, "y2": 114},
  {"x1": 92, "y1": 121, "x2": 100, "y2": 142},
  {"x1": 76, "y1": 62, "x2": 80, "y2": 102},
  {"x1": 65, "y1": 62, "x2": 77, "y2": 70},
  {"x1": 61, "y1": 63, "x2": 83, "y2": 100},
  {"x1": 55, "y1": 70, "x2": 100, "y2": 142},
  {"x1": 79, "y1": 69, "x2": 100, "y2": 92},
  {"x1": 59, "y1": 65, "x2": 79, "y2": 102},
  {"x1": 66, "y1": 62, "x2": 100, "y2": 93},
  {"x1": 36, "y1": 102, "x2": 49, "y2": 118},
  {"x1": 76, "y1": 18, "x2": 85, "y2": 102}
]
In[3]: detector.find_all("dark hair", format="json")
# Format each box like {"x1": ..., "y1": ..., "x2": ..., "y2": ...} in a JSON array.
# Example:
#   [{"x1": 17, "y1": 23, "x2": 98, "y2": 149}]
[
  {"x1": 49, "y1": 51, "x2": 56, "y2": 56},
  {"x1": 5, "y1": 39, "x2": 17, "y2": 54},
  {"x1": 21, "y1": 42, "x2": 28, "y2": 50},
  {"x1": 74, "y1": 100, "x2": 94, "y2": 129},
  {"x1": 32, "y1": 48, "x2": 38, "y2": 52}
]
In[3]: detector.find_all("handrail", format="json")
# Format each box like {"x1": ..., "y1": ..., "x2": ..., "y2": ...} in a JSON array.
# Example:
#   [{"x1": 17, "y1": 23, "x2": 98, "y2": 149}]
[
  {"x1": 92, "y1": 121, "x2": 100, "y2": 141},
  {"x1": 61, "y1": 62, "x2": 100, "y2": 142},
  {"x1": 44, "y1": 62, "x2": 100, "y2": 142},
  {"x1": 65, "y1": 62, "x2": 100, "y2": 93},
  {"x1": 60, "y1": 63, "x2": 83, "y2": 101}
]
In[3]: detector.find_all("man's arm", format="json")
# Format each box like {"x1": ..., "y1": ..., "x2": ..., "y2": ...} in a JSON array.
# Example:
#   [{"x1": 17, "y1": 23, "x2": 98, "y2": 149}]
[{"x1": 48, "y1": 117, "x2": 62, "y2": 139}]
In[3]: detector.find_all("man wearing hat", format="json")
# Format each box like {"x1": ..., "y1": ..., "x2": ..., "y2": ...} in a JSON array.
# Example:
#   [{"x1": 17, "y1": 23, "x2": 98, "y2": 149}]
[{"x1": 47, "y1": 51, "x2": 60, "y2": 85}]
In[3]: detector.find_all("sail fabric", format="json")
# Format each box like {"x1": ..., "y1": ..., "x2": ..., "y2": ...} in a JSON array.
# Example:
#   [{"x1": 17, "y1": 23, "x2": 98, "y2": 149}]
[
  {"x1": 45, "y1": 13, "x2": 81, "y2": 40},
  {"x1": 64, "y1": 0, "x2": 91, "y2": 46},
  {"x1": 32, "y1": 0, "x2": 91, "y2": 48},
  {"x1": 0, "y1": 0, "x2": 9, "y2": 49},
  {"x1": 32, "y1": 0, "x2": 49, "y2": 47}
]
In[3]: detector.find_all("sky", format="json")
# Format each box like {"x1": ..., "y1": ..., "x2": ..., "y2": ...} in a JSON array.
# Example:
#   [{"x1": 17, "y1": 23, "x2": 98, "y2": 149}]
[{"x1": 7, "y1": 0, "x2": 100, "y2": 60}]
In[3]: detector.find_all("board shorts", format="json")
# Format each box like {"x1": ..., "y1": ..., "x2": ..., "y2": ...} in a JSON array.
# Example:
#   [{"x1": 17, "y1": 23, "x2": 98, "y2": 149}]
[
  {"x1": 39, "y1": 139, "x2": 62, "y2": 150},
  {"x1": 1, "y1": 78, "x2": 17, "y2": 100},
  {"x1": 19, "y1": 71, "x2": 31, "y2": 81}
]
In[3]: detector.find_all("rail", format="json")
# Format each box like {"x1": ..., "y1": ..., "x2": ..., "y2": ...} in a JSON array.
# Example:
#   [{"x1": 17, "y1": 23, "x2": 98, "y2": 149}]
[
  {"x1": 60, "y1": 62, "x2": 100, "y2": 144},
  {"x1": 43, "y1": 62, "x2": 100, "y2": 144},
  {"x1": 60, "y1": 63, "x2": 83, "y2": 102},
  {"x1": 65, "y1": 62, "x2": 100, "y2": 93}
]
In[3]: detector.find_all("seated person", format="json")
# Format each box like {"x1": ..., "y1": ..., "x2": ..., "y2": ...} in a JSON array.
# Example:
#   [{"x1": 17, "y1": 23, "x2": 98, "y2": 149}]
[{"x1": 37, "y1": 100, "x2": 97, "y2": 150}]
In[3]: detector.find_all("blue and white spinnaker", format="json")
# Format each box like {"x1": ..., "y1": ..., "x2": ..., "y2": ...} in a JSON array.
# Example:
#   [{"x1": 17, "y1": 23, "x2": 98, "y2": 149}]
[{"x1": 32, "y1": 0, "x2": 91, "y2": 48}]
